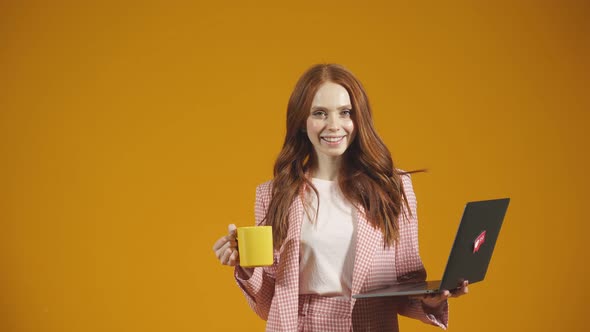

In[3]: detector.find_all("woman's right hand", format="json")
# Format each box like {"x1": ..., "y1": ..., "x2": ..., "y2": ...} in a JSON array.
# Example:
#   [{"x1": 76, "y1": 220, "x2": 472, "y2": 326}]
[{"x1": 212, "y1": 224, "x2": 239, "y2": 266}]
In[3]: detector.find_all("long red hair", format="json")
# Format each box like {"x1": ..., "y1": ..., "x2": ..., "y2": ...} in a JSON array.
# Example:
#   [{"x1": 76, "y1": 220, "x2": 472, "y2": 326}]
[{"x1": 265, "y1": 64, "x2": 414, "y2": 249}]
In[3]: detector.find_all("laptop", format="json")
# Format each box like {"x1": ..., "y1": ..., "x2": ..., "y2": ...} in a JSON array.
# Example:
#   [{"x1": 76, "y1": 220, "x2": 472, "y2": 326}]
[{"x1": 352, "y1": 198, "x2": 510, "y2": 298}]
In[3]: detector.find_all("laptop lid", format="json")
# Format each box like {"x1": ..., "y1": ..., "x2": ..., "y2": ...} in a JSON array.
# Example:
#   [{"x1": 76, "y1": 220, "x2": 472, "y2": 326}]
[
  {"x1": 352, "y1": 198, "x2": 510, "y2": 298},
  {"x1": 439, "y1": 198, "x2": 510, "y2": 290}
]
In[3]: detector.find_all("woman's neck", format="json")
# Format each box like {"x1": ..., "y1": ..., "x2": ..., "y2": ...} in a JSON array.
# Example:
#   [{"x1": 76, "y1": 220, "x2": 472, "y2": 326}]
[{"x1": 312, "y1": 155, "x2": 341, "y2": 181}]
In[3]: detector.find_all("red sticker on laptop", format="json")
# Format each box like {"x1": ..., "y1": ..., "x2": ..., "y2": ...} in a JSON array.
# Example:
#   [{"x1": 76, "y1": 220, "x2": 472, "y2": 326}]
[{"x1": 473, "y1": 231, "x2": 486, "y2": 253}]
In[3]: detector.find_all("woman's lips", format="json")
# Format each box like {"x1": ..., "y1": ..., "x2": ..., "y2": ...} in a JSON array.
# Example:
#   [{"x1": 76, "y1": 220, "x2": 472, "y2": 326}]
[{"x1": 321, "y1": 136, "x2": 345, "y2": 145}]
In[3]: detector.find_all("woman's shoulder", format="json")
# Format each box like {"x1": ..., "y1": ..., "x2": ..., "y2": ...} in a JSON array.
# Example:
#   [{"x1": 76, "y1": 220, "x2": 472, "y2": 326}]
[
  {"x1": 256, "y1": 179, "x2": 273, "y2": 190},
  {"x1": 396, "y1": 169, "x2": 418, "y2": 211},
  {"x1": 255, "y1": 180, "x2": 273, "y2": 198},
  {"x1": 396, "y1": 169, "x2": 414, "y2": 186}
]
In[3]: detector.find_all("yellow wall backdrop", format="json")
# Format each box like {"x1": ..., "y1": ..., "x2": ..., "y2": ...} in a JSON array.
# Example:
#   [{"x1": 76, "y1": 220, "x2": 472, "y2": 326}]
[{"x1": 1, "y1": 1, "x2": 588, "y2": 331}]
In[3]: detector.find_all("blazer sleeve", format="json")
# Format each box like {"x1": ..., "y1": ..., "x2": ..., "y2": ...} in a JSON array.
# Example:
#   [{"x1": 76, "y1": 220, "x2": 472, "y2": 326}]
[
  {"x1": 396, "y1": 174, "x2": 450, "y2": 329},
  {"x1": 234, "y1": 182, "x2": 278, "y2": 320}
]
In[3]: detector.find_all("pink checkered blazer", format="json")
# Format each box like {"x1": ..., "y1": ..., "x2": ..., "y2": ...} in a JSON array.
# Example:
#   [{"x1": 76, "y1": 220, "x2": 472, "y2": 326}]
[{"x1": 235, "y1": 174, "x2": 449, "y2": 331}]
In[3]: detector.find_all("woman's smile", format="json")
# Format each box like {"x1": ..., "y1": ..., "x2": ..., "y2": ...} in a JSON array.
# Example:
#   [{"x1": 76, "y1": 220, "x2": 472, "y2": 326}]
[{"x1": 321, "y1": 135, "x2": 347, "y2": 145}]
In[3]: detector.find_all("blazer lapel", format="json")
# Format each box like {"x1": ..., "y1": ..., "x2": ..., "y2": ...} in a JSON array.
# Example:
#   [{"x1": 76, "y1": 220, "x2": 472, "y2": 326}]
[
  {"x1": 351, "y1": 208, "x2": 382, "y2": 301},
  {"x1": 275, "y1": 194, "x2": 304, "y2": 331}
]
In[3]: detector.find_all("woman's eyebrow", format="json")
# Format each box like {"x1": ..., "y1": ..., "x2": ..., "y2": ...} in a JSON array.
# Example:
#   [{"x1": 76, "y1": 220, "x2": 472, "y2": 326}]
[
  {"x1": 311, "y1": 106, "x2": 327, "y2": 111},
  {"x1": 311, "y1": 104, "x2": 352, "y2": 111}
]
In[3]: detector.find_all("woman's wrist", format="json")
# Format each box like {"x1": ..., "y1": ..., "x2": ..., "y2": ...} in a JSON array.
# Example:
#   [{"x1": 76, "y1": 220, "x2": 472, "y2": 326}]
[
  {"x1": 236, "y1": 265, "x2": 255, "y2": 279},
  {"x1": 421, "y1": 298, "x2": 446, "y2": 316}
]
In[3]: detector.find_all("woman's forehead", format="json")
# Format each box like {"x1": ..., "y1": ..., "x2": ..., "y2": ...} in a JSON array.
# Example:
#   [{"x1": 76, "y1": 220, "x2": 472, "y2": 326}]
[{"x1": 311, "y1": 82, "x2": 351, "y2": 109}]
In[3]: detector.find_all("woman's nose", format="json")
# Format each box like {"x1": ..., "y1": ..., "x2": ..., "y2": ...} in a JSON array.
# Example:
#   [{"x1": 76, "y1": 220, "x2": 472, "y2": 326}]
[{"x1": 327, "y1": 114, "x2": 339, "y2": 131}]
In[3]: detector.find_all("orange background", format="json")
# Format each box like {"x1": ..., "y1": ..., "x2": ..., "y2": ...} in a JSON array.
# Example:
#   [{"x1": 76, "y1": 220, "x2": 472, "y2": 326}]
[{"x1": 1, "y1": 1, "x2": 588, "y2": 331}]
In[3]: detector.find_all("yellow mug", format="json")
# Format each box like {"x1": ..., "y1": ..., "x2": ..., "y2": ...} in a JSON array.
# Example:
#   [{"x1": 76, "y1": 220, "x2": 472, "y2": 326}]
[{"x1": 237, "y1": 226, "x2": 274, "y2": 268}]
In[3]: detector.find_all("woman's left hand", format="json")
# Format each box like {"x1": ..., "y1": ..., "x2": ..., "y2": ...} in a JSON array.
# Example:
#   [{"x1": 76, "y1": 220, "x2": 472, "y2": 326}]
[{"x1": 421, "y1": 280, "x2": 469, "y2": 310}]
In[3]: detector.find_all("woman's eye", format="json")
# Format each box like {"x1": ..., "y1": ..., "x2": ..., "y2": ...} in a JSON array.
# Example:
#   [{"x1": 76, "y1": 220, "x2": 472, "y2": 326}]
[
  {"x1": 341, "y1": 110, "x2": 352, "y2": 117},
  {"x1": 312, "y1": 111, "x2": 327, "y2": 118}
]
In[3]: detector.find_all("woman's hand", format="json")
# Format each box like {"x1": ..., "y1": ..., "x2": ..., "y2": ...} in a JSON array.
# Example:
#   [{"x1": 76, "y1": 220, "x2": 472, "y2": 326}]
[
  {"x1": 212, "y1": 224, "x2": 239, "y2": 266},
  {"x1": 421, "y1": 280, "x2": 469, "y2": 311}
]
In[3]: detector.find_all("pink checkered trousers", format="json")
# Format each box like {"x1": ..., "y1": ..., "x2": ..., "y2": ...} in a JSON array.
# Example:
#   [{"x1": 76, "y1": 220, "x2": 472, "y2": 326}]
[{"x1": 235, "y1": 174, "x2": 449, "y2": 331}]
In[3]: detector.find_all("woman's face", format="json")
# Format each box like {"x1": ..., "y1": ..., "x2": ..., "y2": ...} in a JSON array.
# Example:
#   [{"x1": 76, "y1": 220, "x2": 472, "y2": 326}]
[{"x1": 306, "y1": 82, "x2": 355, "y2": 161}]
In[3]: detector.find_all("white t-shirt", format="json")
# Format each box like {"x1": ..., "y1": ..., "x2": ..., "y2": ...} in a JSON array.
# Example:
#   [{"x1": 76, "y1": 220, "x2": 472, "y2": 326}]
[{"x1": 299, "y1": 178, "x2": 357, "y2": 298}]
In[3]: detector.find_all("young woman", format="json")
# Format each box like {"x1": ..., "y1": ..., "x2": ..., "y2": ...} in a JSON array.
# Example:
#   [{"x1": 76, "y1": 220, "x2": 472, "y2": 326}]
[{"x1": 212, "y1": 64, "x2": 468, "y2": 331}]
